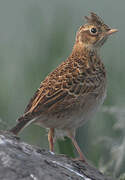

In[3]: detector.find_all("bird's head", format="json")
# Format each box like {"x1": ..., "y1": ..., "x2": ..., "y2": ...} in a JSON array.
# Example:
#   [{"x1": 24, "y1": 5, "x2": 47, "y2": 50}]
[{"x1": 76, "y1": 12, "x2": 118, "y2": 49}]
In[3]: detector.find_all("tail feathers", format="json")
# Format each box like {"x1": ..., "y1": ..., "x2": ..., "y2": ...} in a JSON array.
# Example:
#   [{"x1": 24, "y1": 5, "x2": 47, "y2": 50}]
[
  {"x1": 10, "y1": 113, "x2": 35, "y2": 135},
  {"x1": 10, "y1": 120, "x2": 29, "y2": 135}
]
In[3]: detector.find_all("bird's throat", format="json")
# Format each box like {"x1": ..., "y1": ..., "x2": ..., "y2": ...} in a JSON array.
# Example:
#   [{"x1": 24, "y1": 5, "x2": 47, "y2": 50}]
[{"x1": 72, "y1": 42, "x2": 98, "y2": 58}]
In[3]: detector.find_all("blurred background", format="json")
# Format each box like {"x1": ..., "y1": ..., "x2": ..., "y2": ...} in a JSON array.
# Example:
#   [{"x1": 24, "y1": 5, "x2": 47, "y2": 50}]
[{"x1": 0, "y1": 0, "x2": 124, "y2": 178}]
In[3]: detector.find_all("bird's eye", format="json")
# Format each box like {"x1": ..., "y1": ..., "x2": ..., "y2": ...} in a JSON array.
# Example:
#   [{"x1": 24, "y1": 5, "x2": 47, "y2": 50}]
[{"x1": 90, "y1": 27, "x2": 97, "y2": 35}]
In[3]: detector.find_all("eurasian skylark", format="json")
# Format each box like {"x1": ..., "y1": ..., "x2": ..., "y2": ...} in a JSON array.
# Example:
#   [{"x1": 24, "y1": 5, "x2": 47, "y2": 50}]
[{"x1": 10, "y1": 12, "x2": 117, "y2": 162}]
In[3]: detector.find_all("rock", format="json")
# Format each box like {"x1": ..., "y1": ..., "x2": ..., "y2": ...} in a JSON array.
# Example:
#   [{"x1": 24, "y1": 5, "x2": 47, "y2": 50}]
[{"x1": 0, "y1": 131, "x2": 115, "y2": 180}]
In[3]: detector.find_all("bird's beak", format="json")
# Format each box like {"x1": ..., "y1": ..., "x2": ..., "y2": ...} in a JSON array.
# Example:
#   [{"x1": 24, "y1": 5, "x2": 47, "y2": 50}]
[{"x1": 106, "y1": 29, "x2": 118, "y2": 36}]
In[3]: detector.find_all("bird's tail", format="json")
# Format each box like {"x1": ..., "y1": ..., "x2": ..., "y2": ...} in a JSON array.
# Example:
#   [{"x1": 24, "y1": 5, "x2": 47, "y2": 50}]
[
  {"x1": 9, "y1": 119, "x2": 28, "y2": 135},
  {"x1": 9, "y1": 113, "x2": 35, "y2": 135}
]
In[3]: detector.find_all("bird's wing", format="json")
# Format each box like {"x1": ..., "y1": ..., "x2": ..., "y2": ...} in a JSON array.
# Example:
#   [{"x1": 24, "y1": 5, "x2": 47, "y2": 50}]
[{"x1": 18, "y1": 56, "x2": 104, "y2": 122}]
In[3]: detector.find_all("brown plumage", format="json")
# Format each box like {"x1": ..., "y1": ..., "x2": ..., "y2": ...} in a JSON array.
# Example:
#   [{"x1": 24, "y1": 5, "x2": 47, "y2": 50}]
[{"x1": 10, "y1": 12, "x2": 117, "y2": 162}]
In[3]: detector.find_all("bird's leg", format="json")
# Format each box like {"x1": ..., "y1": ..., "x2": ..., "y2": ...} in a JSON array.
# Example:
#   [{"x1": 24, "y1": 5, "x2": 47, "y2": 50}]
[
  {"x1": 48, "y1": 128, "x2": 55, "y2": 152},
  {"x1": 67, "y1": 130, "x2": 87, "y2": 163}
]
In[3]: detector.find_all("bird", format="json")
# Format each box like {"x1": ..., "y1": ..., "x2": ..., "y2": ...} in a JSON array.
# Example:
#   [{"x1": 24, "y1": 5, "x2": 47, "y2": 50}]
[{"x1": 10, "y1": 12, "x2": 118, "y2": 162}]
